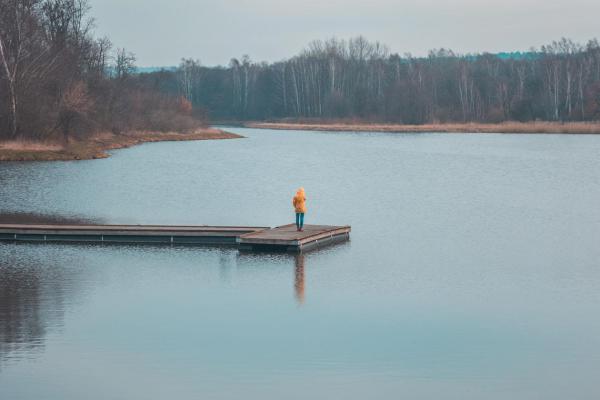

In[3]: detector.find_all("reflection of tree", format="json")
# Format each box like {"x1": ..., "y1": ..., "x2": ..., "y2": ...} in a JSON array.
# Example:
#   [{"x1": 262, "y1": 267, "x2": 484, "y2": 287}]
[
  {"x1": 0, "y1": 211, "x2": 100, "y2": 225},
  {"x1": 0, "y1": 253, "x2": 66, "y2": 363},
  {"x1": 294, "y1": 254, "x2": 305, "y2": 305}
]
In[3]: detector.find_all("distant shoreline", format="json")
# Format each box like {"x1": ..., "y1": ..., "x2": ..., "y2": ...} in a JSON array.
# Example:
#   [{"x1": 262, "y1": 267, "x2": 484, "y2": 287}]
[
  {"x1": 0, "y1": 128, "x2": 242, "y2": 162},
  {"x1": 244, "y1": 121, "x2": 600, "y2": 135}
]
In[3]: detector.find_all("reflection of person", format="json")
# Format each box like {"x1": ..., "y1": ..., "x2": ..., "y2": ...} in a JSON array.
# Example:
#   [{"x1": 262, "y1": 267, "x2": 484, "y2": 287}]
[
  {"x1": 292, "y1": 187, "x2": 306, "y2": 232},
  {"x1": 294, "y1": 254, "x2": 305, "y2": 304}
]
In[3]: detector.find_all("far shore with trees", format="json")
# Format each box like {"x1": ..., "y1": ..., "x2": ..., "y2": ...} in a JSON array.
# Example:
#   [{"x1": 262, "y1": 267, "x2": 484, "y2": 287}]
[
  {"x1": 2, "y1": 1, "x2": 600, "y2": 161},
  {"x1": 183, "y1": 37, "x2": 600, "y2": 125}
]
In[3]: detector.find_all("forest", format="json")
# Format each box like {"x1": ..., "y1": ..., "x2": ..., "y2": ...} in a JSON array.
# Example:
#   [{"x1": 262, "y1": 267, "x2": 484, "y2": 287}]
[
  {"x1": 2, "y1": 1, "x2": 600, "y2": 144},
  {"x1": 0, "y1": 0, "x2": 204, "y2": 142},
  {"x1": 166, "y1": 37, "x2": 600, "y2": 124}
]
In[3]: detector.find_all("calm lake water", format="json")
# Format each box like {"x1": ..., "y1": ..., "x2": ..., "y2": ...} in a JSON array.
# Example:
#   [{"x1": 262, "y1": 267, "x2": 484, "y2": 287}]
[{"x1": 1, "y1": 128, "x2": 600, "y2": 399}]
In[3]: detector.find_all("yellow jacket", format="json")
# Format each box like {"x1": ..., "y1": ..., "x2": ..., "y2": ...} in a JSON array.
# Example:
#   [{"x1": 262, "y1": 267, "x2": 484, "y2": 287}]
[{"x1": 292, "y1": 189, "x2": 306, "y2": 213}]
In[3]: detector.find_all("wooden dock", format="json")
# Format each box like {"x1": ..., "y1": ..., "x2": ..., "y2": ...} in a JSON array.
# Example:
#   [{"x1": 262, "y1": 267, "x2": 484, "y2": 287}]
[
  {"x1": 0, "y1": 223, "x2": 350, "y2": 252},
  {"x1": 239, "y1": 224, "x2": 351, "y2": 252}
]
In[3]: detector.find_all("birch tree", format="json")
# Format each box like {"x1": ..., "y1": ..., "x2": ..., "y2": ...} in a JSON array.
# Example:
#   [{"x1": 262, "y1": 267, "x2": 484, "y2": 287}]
[{"x1": 0, "y1": 0, "x2": 41, "y2": 138}]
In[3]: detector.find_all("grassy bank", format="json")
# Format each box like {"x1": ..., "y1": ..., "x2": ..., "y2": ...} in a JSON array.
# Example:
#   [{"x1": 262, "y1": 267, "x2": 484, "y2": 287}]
[
  {"x1": 0, "y1": 128, "x2": 242, "y2": 162},
  {"x1": 245, "y1": 121, "x2": 600, "y2": 134}
]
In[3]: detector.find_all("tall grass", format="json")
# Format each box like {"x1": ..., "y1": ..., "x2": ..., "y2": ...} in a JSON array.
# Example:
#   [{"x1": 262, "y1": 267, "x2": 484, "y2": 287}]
[{"x1": 247, "y1": 121, "x2": 600, "y2": 134}]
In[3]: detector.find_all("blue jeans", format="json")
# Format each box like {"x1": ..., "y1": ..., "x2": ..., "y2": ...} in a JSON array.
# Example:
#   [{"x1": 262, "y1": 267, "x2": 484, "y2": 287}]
[{"x1": 295, "y1": 213, "x2": 304, "y2": 229}]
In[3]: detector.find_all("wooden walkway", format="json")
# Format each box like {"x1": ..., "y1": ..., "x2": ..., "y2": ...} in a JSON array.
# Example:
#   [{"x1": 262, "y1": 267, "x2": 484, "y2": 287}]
[
  {"x1": 0, "y1": 224, "x2": 267, "y2": 245},
  {"x1": 0, "y1": 223, "x2": 351, "y2": 252}
]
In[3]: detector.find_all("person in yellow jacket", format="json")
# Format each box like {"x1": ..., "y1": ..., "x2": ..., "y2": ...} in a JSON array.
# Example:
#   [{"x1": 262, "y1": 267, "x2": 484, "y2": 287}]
[{"x1": 292, "y1": 187, "x2": 306, "y2": 231}]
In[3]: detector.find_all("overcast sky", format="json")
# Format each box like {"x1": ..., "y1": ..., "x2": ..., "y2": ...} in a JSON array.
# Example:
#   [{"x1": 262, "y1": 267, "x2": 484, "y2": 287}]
[{"x1": 88, "y1": 0, "x2": 600, "y2": 67}]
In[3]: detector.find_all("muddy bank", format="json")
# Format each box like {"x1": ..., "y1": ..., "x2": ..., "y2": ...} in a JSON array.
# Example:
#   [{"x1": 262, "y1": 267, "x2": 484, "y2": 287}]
[
  {"x1": 0, "y1": 128, "x2": 242, "y2": 162},
  {"x1": 245, "y1": 121, "x2": 600, "y2": 134}
]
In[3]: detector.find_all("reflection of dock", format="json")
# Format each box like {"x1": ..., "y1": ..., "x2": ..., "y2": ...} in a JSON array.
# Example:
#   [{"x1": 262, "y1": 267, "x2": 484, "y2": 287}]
[{"x1": 0, "y1": 223, "x2": 350, "y2": 252}]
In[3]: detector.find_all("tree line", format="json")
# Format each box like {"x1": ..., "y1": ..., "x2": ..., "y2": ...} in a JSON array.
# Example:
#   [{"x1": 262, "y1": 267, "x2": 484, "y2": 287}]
[
  {"x1": 165, "y1": 36, "x2": 600, "y2": 123},
  {"x1": 0, "y1": 0, "x2": 204, "y2": 142},
  {"x1": 3, "y1": 1, "x2": 600, "y2": 143}
]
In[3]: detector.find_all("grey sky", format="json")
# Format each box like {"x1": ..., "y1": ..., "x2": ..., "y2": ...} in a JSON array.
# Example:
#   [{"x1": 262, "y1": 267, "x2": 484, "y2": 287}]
[{"x1": 89, "y1": 0, "x2": 600, "y2": 67}]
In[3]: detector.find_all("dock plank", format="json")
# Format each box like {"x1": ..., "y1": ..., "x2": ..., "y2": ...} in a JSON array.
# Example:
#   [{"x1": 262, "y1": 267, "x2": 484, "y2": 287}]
[
  {"x1": 0, "y1": 224, "x2": 268, "y2": 237},
  {"x1": 0, "y1": 224, "x2": 268, "y2": 232}
]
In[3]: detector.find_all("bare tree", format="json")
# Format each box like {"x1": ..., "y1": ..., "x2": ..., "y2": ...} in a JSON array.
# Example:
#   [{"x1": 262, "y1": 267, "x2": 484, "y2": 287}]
[
  {"x1": 114, "y1": 47, "x2": 135, "y2": 79},
  {"x1": 177, "y1": 58, "x2": 201, "y2": 103}
]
